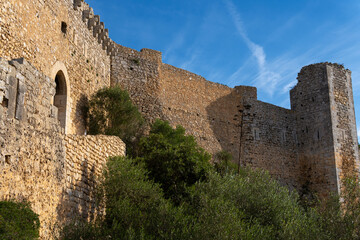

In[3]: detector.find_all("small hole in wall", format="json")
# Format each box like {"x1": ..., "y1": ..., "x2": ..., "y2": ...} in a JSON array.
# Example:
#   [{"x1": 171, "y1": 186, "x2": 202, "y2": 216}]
[
  {"x1": 61, "y1": 22, "x2": 67, "y2": 34},
  {"x1": 5, "y1": 155, "x2": 11, "y2": 164},
  {"x1": 1, "y1": 97, "x2": 9, "y2": 108}
]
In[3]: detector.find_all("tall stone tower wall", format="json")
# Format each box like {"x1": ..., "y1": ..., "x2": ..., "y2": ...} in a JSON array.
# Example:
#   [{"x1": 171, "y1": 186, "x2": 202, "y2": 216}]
[{"x1": 291, "y1": 63, "x2": 359, "y2": 197}]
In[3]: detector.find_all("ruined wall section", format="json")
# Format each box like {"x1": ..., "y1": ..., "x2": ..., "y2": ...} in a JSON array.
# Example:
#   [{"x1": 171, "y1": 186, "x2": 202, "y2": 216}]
[
  {"x1": 327, "y1": 65, "x2": 360, "y2": 187},
  {"x1": 291, "y1": 63, "x2": 339, "y2": 197},
  {"x1": 111, "y1": 46, "x2": 164, "y2": 123},
  {"x1": 62, "y1": 135, "x2": 125, "y2": 221},
  {"x1": 0, "y1": 0, "x2": 112, "y2": 134},
  {"x1": 0, "y1": 58, "x2": 125, "y2": 238},
  {"x1": 241, "y1": 99, "x2": 299, "y2": 188},
  {"x1": 160, "y1": 64, "x2": 245, "y2": 160}
]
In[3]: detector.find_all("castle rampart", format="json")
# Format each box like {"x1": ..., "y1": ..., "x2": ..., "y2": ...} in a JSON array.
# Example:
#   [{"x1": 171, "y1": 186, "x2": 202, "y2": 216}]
[{"x1": 0, "y1": 0, "x2": 359, "y2": 238}]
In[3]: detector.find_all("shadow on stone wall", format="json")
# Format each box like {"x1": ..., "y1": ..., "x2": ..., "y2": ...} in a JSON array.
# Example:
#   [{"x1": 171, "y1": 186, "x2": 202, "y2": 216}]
[
  {"x1": 205, "y1": 90, "x2": 242, "y2": 163},
  {"x1": 57, "y1": 157, "x2": 101, "y2": 226}
]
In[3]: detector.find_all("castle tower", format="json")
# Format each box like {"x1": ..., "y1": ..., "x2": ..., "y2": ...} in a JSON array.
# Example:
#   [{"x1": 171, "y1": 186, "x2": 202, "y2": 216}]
[{"x1": 290, "y1": 63, "x2": 359, "y2": 198}]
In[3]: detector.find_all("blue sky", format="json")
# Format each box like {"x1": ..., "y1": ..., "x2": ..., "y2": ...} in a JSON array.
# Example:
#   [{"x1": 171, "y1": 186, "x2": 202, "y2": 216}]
[{"x1": 87, "y1": 0, "x2": 360, "y2": 141}]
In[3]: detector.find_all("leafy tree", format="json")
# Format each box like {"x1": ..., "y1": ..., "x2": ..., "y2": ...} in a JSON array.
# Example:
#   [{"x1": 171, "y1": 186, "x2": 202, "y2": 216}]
[
  {"x1": 87, "y1": 86, "x2": 144, "y2": 150},
  {"x1": 0, "y1": 201, "x2": 40, "y2": 240},
  {"x1": 136, "y1": 120, "x2": 212, "y2": 204}
]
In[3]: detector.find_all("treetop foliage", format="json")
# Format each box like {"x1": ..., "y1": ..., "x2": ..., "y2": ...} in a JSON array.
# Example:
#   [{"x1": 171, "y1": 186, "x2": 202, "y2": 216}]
[
  {"x1": 137, "y1": 119, "x2": 212, "y2": 204},
  {"x1": 87, "y1": 86, "x2": 144, "y2": 147}
]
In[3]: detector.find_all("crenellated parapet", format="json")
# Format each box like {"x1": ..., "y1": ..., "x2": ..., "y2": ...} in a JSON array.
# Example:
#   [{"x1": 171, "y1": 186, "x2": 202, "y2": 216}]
[{"x1": 72, "y1": 0, "x2": 118, "y2": 56}]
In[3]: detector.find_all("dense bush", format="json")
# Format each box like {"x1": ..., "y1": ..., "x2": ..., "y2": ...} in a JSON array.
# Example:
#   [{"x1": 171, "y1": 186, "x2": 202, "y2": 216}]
[
  {"x1": 186, "y1": 170, "x2": 323, "y2": 240},
  {"x1": 136, "y1": 120, "x2": 212, "y2": 204},
  {"x1": 87, "y1": 86, "x2": 144, "y2": 149},
  {"x1": 0, "y1": 201, "x2": 40, "y2": 240},
  {"x1": 99, "y1": 156, "x2": 192, "y2": 240}
]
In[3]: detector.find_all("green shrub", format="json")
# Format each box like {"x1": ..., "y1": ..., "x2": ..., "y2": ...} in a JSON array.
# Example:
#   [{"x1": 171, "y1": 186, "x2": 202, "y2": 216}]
[
  {"x1": 136, "y1": 119, "x2": 212, "y2": 204},
  {"x1": 316, "y1": 176, "x2": 360, "y2": 239},
  {"x1": 186, "y1": 170, "x2": 323, "y2": 240},
  {"x1": 59, "y1": 218, "x2": 105, "y2": 240},
  {"x1": 87, "y1": 86, "x2": 144, "y2": 150},
  {"x1": 0, "y1": 201, "x2": 40, "y2": 240},
  {"x1": 99, "y1": 156, "x2": 191, "y2": 240}
]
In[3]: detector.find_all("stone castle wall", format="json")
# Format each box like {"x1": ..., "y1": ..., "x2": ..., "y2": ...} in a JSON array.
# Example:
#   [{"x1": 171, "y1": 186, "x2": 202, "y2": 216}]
[
  {"x1": 290, "y1": 64, "x2": 360, "y2": 197},
  {"x1": 159, "y1": 64, "x2": 242, "y2": 159},
  {"x1": 0, "y1": 58, "x2": 125, "y2": 238},
  {"x1": 110, "y1": 43, "x2": 359, "y2": 194},
  {"x1": 240, "y1": 99, "x2": 299, "y2": 188},
  {"x1": 62, "y1": 135, "x2": 125, "y2": 221},
  {"x1": 1, "y1": 0, "x2": 359, "y2": 238},
  {"x1": 111, "y1": 45, "x2": 164, "y2": 123},
  {"x1": 0, "y1": 0, "x2": 113, "y2": 134}
]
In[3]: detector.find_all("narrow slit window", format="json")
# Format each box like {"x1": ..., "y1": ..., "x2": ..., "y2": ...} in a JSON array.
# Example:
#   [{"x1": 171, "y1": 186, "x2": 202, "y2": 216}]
[
  {"x1": 61, "y1": 22, "x2": 67, "y2": 34},
  {"x1": 253, "y1": 128, "x2": 260, "y2": 141},
  {"x1": 5, "y1": 155, "x2": 11, "y2": 164},
  {"x1": 1, "y1": 97, "x2": 8, "y2": 108}
]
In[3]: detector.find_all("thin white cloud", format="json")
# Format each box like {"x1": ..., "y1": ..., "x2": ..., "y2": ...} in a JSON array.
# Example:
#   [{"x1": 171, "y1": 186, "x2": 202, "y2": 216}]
[
  {"x1": 180, "y1": 51, "x2": 200, "y2": 71},
  {"x1": 282, "y1": 80, "x2": 297, "y2": 94},
  {"x1": 163, "y1": 29, "x2": 186, "y2": 61},
  {"x1": 224, "y1": 0, "x2": 281, "y2": 96},
  {"x1": 224, "y1": 0, "x2": 265, "y2": 69}
]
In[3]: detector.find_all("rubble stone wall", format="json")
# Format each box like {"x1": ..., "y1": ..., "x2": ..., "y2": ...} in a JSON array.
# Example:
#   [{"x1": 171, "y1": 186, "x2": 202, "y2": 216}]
[
  {"x1": 290, "y1": 63, "x2": 360, "y2": 197},
  {"x1": 111, "y1": 45, "x2": 164, "y2": 124},
  {"x1": 241, "y1": 99, "x2": 299, "y2": 188},
  {"x1": 62, "y1": 135, "x2": 125, "y2": 221},
  {"x1": 1, "y1": 0, "x2": 359, "y2": 237},
  {"x1": 159, "y1": 64, "x2": 242, "y2": 159},
  {"x1": 328, "y1": 65, "x2": 360, "y2": 184}
]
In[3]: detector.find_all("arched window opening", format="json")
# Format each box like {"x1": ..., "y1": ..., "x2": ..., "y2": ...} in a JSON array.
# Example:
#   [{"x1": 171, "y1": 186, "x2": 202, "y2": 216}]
[{"x1": 54, "y1": 71, "x2": 67, "y2": 129}]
